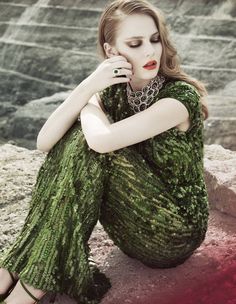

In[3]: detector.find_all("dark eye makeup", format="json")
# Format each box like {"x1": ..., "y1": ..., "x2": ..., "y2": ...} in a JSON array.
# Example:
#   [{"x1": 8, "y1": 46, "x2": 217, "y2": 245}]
[{"x1": 128, "y1": 35, "x2": 160, "y2": 48}]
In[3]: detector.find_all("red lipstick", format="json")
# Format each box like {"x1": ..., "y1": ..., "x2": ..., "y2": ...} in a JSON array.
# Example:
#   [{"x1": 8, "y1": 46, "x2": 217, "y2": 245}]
[{"x1": 143, "y1": 60, "x2": 157, "y2": 70}]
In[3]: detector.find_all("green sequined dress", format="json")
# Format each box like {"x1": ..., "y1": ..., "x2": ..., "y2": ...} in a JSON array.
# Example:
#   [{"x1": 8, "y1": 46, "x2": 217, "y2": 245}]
[{"x1": 0, "y1": 80, "x2": 209, "y2": 303}]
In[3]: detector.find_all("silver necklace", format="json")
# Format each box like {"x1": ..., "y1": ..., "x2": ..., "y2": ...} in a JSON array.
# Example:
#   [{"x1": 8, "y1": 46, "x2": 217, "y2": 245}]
[{"x1": 126, "y1": 74, "x2": 165, "y2": 114}]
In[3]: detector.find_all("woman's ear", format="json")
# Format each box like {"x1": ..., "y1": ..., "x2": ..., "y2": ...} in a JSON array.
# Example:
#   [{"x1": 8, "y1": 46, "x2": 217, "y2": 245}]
[{"x1": 103, "y1": 42, "x2": 119, "y2": 58}]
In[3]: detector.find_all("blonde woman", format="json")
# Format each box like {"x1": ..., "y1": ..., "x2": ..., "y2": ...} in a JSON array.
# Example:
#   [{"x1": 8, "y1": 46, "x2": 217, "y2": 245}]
[{"x1": 0, "y1": 0, "x2": 209, "y2": 303}]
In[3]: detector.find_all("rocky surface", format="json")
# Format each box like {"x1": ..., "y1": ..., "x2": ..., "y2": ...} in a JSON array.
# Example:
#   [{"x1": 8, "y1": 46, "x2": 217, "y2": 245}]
[
  {"x1": 0, "y1": 91, "x2": 71, "y2": 149},
  {"x1": 0, "y1": 142, "x2": 236, "y2": 303},
  {"x1": 0, "y1": 0, "x2": 235, "y2": 150},
  {"x1": 204, "y1": 144, "x2": 236, "y2": 217}
]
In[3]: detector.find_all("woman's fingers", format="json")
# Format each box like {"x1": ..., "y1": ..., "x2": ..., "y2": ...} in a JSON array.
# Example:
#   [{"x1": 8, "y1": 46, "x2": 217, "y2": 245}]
[
  {"x1": 112, "y1": 77, "x2": 130, "y2": 84},
  {"x1": 111, "y1": 61, "x2": 132, "y2": 70},
  {"x1": 106, "y1": 56, "x2": 132, "y2": 70},
  {"x1": 111, "y1": 68, "x2": 133, "y2": 78},
  {"x1": 91, "y1": 55, "x2": 133, "y2": 91},
  {"x1": 106, "y1": 55, "x2": 128, "y2": 63}
]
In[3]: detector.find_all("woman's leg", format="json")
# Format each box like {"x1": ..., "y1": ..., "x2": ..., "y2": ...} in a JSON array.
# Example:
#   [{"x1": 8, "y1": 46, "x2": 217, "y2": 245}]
[
  {"x1": 0, "y1": 120, "x2": 111, "y2": 304},
  {"x1": 99, "y1": 145, "x2": 209, "y2": 268},
  {"x1": 0, "y1": 268, "x2": 18, "y2": 293}
]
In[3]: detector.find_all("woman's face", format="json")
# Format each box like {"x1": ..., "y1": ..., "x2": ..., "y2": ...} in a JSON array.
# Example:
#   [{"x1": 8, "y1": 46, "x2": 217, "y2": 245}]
[{"x1": 113, "y1": 13, "x2": 163, "y2": 90}]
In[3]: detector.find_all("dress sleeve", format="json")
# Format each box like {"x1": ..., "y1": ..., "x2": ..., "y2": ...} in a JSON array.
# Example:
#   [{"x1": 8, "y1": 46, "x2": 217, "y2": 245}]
[
  {"x1": 158, "y1": 80, "x2": 202, "y2": 129},
  {"x1": 98, "y1": 86, "x2": 110, "y2": 113},
  {"x1": 97, "y1": 84, "x2": 128, "y2": 123},
  {"x1": 97, "y1": 86, "x2": 116, "y2": 123}
]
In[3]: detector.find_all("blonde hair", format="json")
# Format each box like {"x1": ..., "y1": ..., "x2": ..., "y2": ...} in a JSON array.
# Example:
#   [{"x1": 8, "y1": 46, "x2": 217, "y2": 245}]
[{"x1": 97, "y1": 0, "x2": 209, "y2": 120}]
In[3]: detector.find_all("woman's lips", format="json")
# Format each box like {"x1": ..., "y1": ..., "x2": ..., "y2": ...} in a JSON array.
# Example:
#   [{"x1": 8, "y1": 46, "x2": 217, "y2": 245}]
[{"x1": 143, "y1": 64, "x2": 157, "y2": 70}]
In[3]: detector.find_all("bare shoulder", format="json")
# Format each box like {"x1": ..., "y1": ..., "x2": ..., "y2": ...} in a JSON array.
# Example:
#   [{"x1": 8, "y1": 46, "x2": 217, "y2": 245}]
[{"x1": 87, "y1": 93, "x2": 106, "y2": 113}]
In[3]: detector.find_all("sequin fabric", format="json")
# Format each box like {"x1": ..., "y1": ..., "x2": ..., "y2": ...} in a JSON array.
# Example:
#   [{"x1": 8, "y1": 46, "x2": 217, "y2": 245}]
[
  {"x1": 126, "y1": 74, "x2": 165, "y2": 113},
  {"x1": 98, "y1": 80, "x2": 209, "y2": 268},
  {"x1": 0, "y1": 80, "x2": 209, "y2": 304}
]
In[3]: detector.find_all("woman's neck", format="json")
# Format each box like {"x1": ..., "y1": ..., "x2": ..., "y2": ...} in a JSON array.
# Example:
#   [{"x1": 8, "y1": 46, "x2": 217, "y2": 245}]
[{"x1": 129, "y1": 77, "x2": 152, "y2": 92}]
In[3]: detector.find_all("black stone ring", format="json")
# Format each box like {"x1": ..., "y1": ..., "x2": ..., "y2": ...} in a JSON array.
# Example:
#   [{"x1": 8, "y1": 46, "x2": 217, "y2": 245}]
[{"x1": 113, "y1": 68, "x2": 120, "y2": 76}]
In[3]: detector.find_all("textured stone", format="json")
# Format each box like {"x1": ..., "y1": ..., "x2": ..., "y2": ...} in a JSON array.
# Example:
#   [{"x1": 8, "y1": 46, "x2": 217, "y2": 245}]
[
  {"x1": 204, "y1": 93, "x2": 236, "y2": 151},
  {"x1": 204, "y1": 144, "x2": 236, "y2": 217},
  {"x1": 0, "y1": 91, "x2": 71, "y2": 149}
]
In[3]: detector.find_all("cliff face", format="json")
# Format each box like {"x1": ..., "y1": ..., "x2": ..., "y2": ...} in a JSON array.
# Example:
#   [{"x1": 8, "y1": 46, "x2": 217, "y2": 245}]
[
  {"x1": 0, "y1": 0, "x2": 235, "y2": 150},
  {"x1": 0, "y1": 143, "x2": 236, "y2": 303}
]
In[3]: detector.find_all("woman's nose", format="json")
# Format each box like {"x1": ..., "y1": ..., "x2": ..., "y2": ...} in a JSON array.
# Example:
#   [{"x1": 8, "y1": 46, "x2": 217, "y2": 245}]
[{"x1": 144, "y1": 42, "x2": 155, "y2": 58}]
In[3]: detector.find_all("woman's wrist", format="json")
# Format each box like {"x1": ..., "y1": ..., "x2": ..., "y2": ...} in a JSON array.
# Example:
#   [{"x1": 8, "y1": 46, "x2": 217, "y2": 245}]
[{"x1": 80, "y1": 73, "x2": 99, "y2": 98}]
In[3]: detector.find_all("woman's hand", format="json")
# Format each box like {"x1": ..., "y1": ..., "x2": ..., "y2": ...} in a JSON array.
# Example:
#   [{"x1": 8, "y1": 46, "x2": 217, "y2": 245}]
[{"x1": 88, "y1": 55, "x2": 133, "y2": 94}]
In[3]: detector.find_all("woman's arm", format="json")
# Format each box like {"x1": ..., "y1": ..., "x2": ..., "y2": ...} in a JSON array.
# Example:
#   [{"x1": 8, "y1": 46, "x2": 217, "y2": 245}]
[
  {"x1": 37, "y1": 55, "x2": 131, "y2": 152},
  {"x1": 80, "y1": 97, "x2": 189, "y2": 154},
  {"x1": 36, "y1": 77, "x2": 95, "y2": 152},
  {"x1": 81, "y1": 95, "x2": 111, "y2": 152}
]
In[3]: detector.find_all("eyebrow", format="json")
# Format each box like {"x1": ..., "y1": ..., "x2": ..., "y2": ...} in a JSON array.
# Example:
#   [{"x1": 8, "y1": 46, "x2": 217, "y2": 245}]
[{"x1": 124, "y1": 31, "x2": 159, "y2": 41}]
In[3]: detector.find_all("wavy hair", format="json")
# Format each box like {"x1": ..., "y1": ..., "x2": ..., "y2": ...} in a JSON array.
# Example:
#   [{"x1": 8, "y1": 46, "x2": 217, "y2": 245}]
[{"x1": 97, "y1": 0, "x2": 209, "y2": 120}]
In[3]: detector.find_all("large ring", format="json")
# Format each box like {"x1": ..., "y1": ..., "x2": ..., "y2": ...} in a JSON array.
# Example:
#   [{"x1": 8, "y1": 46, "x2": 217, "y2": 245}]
[{"x1": 113, "y1": 68, "x2": 120, "y2": 76}]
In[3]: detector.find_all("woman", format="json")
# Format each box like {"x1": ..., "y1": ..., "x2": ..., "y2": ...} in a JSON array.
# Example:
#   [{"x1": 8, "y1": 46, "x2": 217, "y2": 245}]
[{"x1": 0, "y1": 0, "x2": 210, "y2": 303}]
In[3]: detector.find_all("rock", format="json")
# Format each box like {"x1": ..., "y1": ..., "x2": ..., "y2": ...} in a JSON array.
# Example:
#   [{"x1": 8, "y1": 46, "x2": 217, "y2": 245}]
[
  {"x1": 0, "y1": 143, "x2": 46, "y2": 253},
  {"x1": 222, "y1": 80, "x2": 236, "y2": 96},
  {"x1": 0, "y1": 143, "x2": 236, "y2": 303},
  {"x1": 0, "y1": 91, "x2": 71, "y2": 149},
  {"x1": 204, "y1": 144, "x2": 236, "y2": 217},
  {"x1": 204, "y1": 92, "x2": 236, "y2": 151},
  {"x1": 99, "y1": 209, "x2": 236, "y2": 304},
  {"x1": 167, "y1": 15, "x2": 236, "y2": 37},
  {"x1": 173, "y1": 34, "x2": 235, "y2": 69}
]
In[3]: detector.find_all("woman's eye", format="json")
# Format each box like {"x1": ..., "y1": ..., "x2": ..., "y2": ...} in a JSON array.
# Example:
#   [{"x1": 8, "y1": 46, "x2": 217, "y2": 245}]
[
  {"x1": 129, "y1": 43, "x2": 141, "y2": 48},
  {"x1": 128, "y1": 37, "x2": 160, "y2": 48}
]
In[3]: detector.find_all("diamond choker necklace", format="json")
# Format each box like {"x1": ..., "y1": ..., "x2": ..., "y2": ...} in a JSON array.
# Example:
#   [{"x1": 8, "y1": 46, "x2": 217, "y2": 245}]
[{"x1": 126, "y1": 74, "x2": 165, "y2": 114}]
